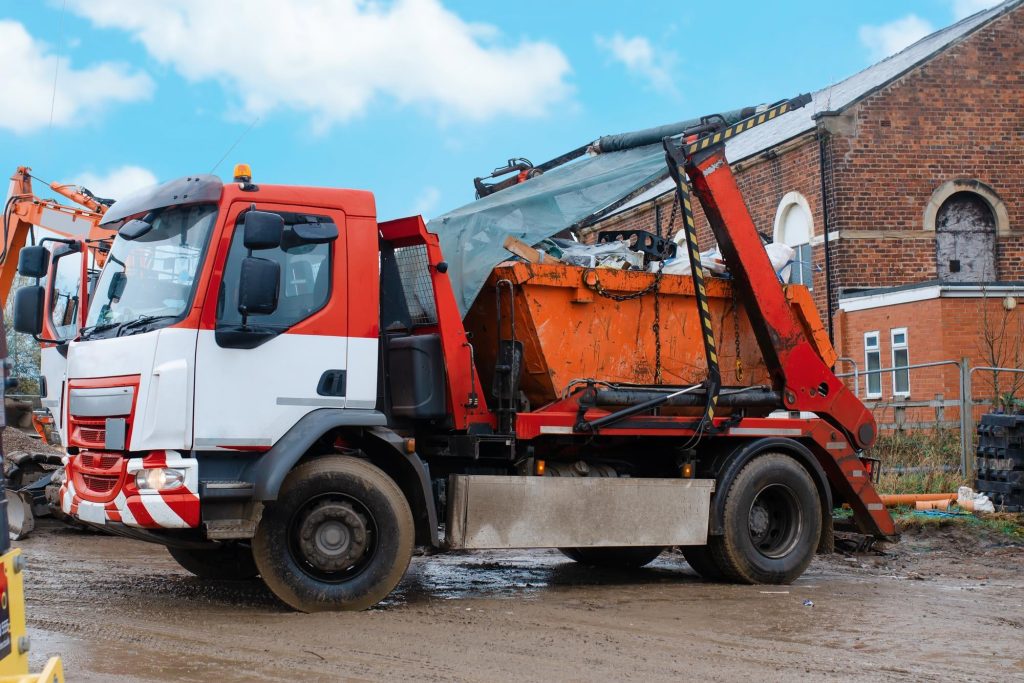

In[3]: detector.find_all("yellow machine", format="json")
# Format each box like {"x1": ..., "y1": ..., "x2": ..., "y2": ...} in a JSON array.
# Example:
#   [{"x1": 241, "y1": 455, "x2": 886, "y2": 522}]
[{"x1": 0, "y1": 319, "x2": 64, "y2": 682}]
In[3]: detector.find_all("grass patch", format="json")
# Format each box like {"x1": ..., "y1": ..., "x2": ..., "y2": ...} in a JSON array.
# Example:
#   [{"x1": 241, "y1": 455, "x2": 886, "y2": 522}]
[
  {"x1": 891, "y1": 507, "x2": 1024, "y2": 540},
  {"x1": 866, "y1": 429, "x2": 967, "y2": 494}
]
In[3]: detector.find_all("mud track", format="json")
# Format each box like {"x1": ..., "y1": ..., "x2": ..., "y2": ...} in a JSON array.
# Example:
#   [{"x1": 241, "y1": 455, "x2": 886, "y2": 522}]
[{"x1": 17, "y1": 520, "x2": 1024, "y2": 682}]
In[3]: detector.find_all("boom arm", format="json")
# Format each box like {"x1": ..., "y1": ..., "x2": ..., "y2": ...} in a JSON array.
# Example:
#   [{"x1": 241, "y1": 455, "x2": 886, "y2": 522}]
[
  {"x1": 2, "y1": 167, "x2": 109, "y2": 303},
  {"x1": 663, "y1": 96, "x2": 876, "y2": 450}
]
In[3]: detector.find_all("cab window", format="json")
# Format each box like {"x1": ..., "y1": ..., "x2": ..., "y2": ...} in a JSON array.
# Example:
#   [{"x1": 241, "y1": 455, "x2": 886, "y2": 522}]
[
  {"x1": 49, "y1": 247, "x2": 83, "y2": 341},
  {"x1": 217, "y1": 211, "x2": 334, "y2": 329}
]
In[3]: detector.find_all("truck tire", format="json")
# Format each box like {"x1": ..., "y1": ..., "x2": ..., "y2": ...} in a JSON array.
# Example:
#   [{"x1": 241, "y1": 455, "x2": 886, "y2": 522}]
[
  {"x1": 167, "y1": 543, "x2": 259, "y2": 580},
  {"x1": 709, "y1": 452, "x2": 821, "y2": 584},
  {"x1": 681, "y1": 546, "x2": 724, "y2": 581},
  {"x1": 559, "y1": 546, "x2": 663, "y2": 568},
  {"x1": 252, "y1": 455, "x2": 414, "y2": 612}
]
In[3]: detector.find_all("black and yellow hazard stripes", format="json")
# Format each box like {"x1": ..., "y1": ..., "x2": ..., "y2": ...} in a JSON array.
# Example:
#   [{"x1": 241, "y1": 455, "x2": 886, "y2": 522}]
[
  {"x1": 663, "y1": 144, "x2": 722, "y2": 427},
  {"x1": 683, "y1": 93, "x2": 812, "y2": 157},
  {"x1": 658, "y1": 92, "x2": 812, "y2": 430}
]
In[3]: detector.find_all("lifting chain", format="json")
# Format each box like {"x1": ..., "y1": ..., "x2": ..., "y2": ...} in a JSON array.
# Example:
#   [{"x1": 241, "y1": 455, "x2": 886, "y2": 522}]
[
  {"x1": 731, "y1": 288, "x2": 743, "y2": 383},
  {"x1": 585, "y1": 200, "x2": 678, "y2": 384}
]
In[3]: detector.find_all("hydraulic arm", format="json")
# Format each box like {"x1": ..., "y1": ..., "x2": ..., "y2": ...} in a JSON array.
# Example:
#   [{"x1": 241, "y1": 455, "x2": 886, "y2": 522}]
[{"x1": 2, "y1": 167, "x2": 110, "y2": 303}]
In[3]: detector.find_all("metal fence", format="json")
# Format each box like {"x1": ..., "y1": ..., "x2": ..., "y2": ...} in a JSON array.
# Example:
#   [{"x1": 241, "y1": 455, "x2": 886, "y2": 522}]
[{"x1": 837, "y1": 358, "x2": 1024, "y2": 473}]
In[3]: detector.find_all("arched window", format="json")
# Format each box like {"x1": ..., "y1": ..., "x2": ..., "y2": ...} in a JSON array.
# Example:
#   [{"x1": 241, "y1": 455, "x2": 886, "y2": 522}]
[
  {"x1": 935, "y1": 192, "x2": 996, "y2": 282},
  {"x1": 924, "y1": 179, "x2": 1008, "y2": 283},
  {"x1": 773, "y1": 192, "x2": 813, "y2": 288}
]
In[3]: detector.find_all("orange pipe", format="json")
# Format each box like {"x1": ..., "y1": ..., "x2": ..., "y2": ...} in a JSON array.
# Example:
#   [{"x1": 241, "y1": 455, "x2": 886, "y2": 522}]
[
  {"x1": 879, "y1": 493, "x2": 956, "y2": 508},
  {"x1": 914, "y1": 499, "x2": 951, "y2": 511}
]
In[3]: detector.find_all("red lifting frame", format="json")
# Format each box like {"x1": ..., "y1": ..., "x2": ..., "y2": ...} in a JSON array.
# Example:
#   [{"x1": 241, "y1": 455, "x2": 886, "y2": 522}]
[{"x1": 514, "y1": 103, "x2": 895, "y2": 539}]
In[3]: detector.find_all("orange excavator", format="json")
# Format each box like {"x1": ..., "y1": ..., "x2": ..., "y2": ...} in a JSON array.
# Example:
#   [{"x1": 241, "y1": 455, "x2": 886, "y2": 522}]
[
  {"x1": 3, "y1": 167, "x2": 117, "y2": 536},
  {"x1": 2, "y1": 166, "x2": 112, "y2": 297}
]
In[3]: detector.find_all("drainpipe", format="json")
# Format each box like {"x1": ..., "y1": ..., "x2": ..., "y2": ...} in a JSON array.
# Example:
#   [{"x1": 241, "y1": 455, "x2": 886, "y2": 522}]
[{"x1": 813, "y1": 113, "x2": 838, "y2": 345}]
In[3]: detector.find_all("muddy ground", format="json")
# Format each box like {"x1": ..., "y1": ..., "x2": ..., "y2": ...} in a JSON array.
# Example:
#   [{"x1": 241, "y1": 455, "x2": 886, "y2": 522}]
[{"x1": 13, "y1": 517, "x2": 1023, "y2": 682}]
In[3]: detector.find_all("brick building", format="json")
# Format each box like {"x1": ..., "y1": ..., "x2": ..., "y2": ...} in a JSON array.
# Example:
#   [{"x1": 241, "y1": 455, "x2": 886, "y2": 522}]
[{"x1": 588, "y1": 0, "x2": 1024, "y2": 421}]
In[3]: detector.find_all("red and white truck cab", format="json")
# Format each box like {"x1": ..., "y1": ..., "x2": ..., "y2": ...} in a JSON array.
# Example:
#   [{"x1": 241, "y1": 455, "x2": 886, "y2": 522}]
[{"x1": 13, "y1": 106, "x2": 897, "y2": 612}]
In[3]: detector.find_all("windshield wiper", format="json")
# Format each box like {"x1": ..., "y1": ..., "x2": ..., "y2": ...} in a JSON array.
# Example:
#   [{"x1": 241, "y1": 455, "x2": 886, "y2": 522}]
[
  {"x1": 80, "y1": 321, "x2": 120, "y2": 339},
  {"x1": 116, "y1": 314, "x2": 178, "y2": 337}
]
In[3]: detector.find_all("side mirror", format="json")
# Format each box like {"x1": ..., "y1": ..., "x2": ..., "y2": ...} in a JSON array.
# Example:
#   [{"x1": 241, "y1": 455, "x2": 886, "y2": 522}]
[
  {"x1": 244, "y1": 210, "x2": 284, "y2": 250},
  {"x1": 119, "y1": 218, "x2": 154, "y2": 241},
  {"x1": 17, "y1": 246, "x2": 49, "y2": 279},
  {"x1": 13, "y1": 286, "x2": 44, "y2": 335},
  {"x1": 238, "y1": 257, "x2": 280, "y2": 317},
  {"x1": 108, "y1": 271, "x2": 127, "y2": 301}
]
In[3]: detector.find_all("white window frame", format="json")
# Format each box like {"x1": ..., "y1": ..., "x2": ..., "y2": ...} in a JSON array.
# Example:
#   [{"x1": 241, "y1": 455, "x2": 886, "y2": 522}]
[
  {"x1": 772, "y1": 191, "x2": 815, "y2": 290},
  {"x1": 864, "y1": 331, "x2": 881, "y2": 399},
  {"x1": 890, "y1": 327, "x2": 910, "y2": 398}
]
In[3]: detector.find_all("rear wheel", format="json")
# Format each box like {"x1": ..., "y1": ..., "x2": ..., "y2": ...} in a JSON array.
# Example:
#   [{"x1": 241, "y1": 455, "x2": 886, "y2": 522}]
[
  {"x1": 167, "y1": 543, "x2": 259, "y2": 580},
  {"x1": 709, "y1": 453, "x2": 821, "y2": 584},
  {"x1": 560, "y1": 546, "x2": 663, "y2": 568},
  {"x1": 252, "y1": 456, "x2": 414, "y2": 612}
]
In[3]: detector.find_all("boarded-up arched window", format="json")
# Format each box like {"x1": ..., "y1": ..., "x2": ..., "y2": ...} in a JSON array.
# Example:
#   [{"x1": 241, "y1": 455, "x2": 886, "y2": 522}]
[{"x1": 935, "y1": 191, "x2": 996, "y2": 282}]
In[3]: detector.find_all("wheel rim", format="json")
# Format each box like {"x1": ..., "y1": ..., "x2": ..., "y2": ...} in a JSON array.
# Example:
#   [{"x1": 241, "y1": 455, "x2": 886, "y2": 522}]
[
  {"x1": 746, "y1": 483, "x2": 802, "y2": 559},
  {"x1": 288, "y1": 493, "x2": 378, "y2": 583}
]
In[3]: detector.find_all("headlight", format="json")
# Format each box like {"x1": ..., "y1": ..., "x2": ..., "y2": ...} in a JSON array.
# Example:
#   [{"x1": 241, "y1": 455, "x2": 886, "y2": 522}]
[{"x1": 135, "y1": 467, "x2": 185, "y2": 491}]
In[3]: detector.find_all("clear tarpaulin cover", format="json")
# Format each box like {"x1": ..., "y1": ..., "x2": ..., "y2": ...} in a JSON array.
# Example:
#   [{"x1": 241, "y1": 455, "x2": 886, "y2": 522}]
[{"x1": 427, "y1": 143, "x2": 669, "y2": 315}]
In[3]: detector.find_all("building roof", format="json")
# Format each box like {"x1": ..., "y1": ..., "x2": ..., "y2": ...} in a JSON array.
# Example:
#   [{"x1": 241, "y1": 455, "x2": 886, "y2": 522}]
[
  {"x1": 838, "y1": 280, "x2": 1024, "y2": 312},
  {"x1": 605, "y1": 0, "x2": 1022, "y2": 219}
]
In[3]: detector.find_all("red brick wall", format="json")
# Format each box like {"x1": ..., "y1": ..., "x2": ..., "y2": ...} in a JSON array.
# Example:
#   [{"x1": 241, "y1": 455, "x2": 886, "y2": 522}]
[
  {"x1": 838, "y1": 294, "x2": 1024, "y2": 429},
  {"x1": 826, "y1": 5, "x2": 1024, "y2": 284},
  {"x1": 587, "y1": 4, "x2": 1024, "y2": 326}
]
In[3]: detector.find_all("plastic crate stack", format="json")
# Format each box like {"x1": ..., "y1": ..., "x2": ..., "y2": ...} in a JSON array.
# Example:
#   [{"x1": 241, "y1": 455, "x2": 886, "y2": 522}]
[{"x1": 975, "y1": 413, "x2": 1024, "y2": 512}]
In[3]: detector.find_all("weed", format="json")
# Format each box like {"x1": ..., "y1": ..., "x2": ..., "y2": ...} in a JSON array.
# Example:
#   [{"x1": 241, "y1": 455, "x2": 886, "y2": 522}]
[{"x1": 866, "y1": 428, "x2": 965, "y2": 494}]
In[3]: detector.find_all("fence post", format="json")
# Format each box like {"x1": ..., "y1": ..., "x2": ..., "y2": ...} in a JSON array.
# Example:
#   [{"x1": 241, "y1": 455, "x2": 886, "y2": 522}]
[{"x1": 959, "y1": 357, "x2": 971, "y2": 475}]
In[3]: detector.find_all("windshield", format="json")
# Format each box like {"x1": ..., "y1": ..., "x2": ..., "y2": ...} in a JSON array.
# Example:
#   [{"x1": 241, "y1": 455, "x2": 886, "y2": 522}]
[{"x1": 84, "y1": 204, "x2": 218, "y2": 338}]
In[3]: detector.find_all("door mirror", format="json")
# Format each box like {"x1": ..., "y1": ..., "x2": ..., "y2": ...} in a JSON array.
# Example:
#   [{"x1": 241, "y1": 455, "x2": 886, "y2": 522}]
[
  {"x1": 238, "y1": 257, "x2": 280, "y2": 317},
  {"x1": 243, "y1": 210, "x2": 284, "y2": 250},
  {"x1": 119, "y1": 217, "x2": 154, "y2": 241},
  {"x1": 282, "y1": 221, "x2": 339, "y2": 249},
  {"x1": 13, "y1": 286, "x2": 44, "y2": 335},
  {"x1": 17, "y1": 246, "x2": 49, "y2": 279},
  {"x1": 107, "y1": 271, "x2": 127, "y2": 301}
]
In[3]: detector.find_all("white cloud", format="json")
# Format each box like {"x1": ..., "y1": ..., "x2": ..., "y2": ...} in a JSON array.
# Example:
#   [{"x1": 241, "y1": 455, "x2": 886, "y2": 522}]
[
  {"x1": 66, "y1": 0, "x2": 572, "y2": 131},
  {"x1": 73, "y1": 165, "x2": 158, "y2": 200},
  {"x1": 595, "y1": 33, "x2": 676, "y2": 90},
  {"x1": 858, "y1": 14, "x2": 935, "y2": 61},
  {"x1": 951, "y1": 0, "x2": 1000, "y2": 20},
  {"x1": 411, "y1": 186, "x2": 441, "y2": 219},
  {"x1": 0, "y1": 20, "x2": 153, "y2": 135}
]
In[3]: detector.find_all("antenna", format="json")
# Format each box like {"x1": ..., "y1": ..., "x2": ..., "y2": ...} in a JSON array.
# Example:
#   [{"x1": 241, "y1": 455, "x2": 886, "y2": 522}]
[{"x1": 209, "y1": 116, "x2": 261, "y2": 175}]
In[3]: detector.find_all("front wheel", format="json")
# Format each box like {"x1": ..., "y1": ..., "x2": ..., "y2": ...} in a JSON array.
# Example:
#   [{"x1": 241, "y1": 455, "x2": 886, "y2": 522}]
[
  {"x1": 167, "y1": 543, "x2": 259, "y2": 580},
  {"x1": 559, "y1": 546, "x2": 663, "y2": 568},
  {"x1": 252, "y1": 456, "x2": 414, "y2": 612},
  {"x1": 709, "y1": 453, "x2": 822, "y2": 584}
]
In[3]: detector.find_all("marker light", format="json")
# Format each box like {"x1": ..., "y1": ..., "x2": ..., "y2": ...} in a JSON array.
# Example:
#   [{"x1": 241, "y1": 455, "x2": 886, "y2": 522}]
[
  {"x1": 135, "y1": 467, "x2": 185, "y2": 491},
  {"x1": 233, "y1": 163, "x2": 253, "y2": 183},
  {"x1": 535, "y1": 459, "x2": 546, "y2": 476}
]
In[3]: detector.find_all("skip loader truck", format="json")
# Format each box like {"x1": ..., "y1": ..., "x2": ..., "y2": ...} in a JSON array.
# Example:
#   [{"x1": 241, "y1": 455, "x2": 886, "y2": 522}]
[{"x1": 12, "y1": 95, "x2": 896, "y2": 612}]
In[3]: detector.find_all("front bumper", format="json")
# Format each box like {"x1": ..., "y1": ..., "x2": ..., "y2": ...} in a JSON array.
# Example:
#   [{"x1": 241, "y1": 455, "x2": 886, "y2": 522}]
[{"x1": 61, "y1": 450, "x2": 200, "y2": 529}]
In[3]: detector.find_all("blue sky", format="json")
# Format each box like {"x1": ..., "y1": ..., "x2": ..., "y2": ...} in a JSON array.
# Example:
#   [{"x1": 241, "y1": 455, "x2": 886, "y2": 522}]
[{"x1": 0, "y1": 0, "x2": 1000, "y2": 220}]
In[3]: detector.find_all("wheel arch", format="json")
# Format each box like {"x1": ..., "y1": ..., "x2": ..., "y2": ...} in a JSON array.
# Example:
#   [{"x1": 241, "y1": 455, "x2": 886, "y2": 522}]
[
  {"x1": 703, "y1": 437, "x2": 833, "y2": 553},
  {"x1": 243, "y1": 410, "x2": 438, "y2": 548}
]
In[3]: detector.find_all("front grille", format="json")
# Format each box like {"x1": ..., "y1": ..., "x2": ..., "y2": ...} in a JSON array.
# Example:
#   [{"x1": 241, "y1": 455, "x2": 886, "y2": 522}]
[
  {"x1": 81, "y1": 474, "x2": 118, "y2": 493},
  {"x1": 70, "y1": 417, "x2": 107, "y2": 449},
  {"x1": 72, "y1": 451, "x2": 125, "y2": 501}
]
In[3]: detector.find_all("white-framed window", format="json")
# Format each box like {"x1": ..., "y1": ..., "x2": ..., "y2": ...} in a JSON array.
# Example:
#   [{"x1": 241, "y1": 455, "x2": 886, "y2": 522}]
[
  {"x1": 891, "y1": 328, "x2": 910, "y2": 397},
  {"x1": 864, "y1": 331, "x2": 881, "y2": 399},
  {"x1": 773, "y1": 191, "x2": 813, "y2": 289}
]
